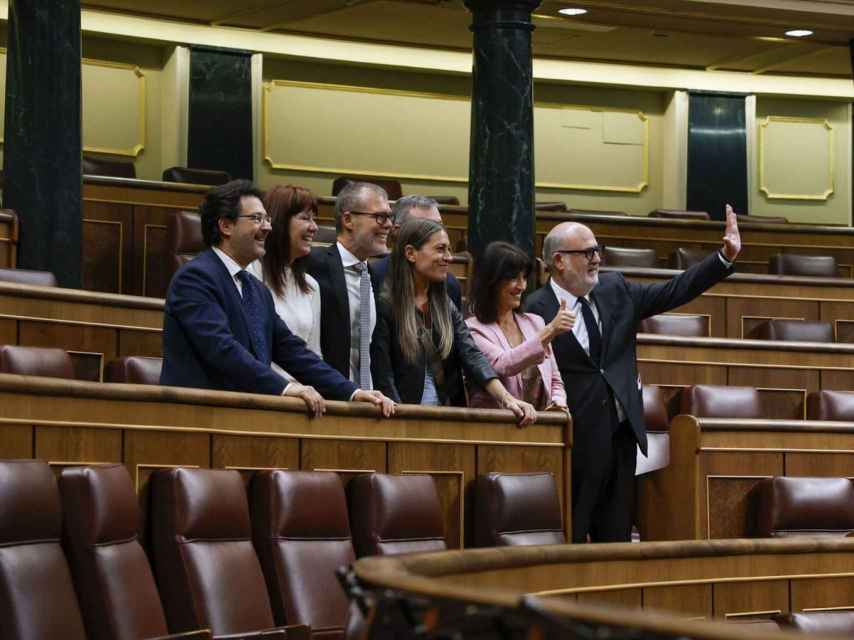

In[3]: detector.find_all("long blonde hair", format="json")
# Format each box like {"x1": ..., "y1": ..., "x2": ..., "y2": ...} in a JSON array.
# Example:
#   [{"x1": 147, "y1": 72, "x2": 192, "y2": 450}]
[{"x1": 381, "y1": 218, "x2": 453, "y2": 364}]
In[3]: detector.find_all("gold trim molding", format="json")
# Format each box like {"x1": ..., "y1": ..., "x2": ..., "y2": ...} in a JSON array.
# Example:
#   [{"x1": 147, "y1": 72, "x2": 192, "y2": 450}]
[
  {"x1": 81, "y1": 57, "x2": 147, "y2": 158},
  {"x1": 758, "y1": 115, "x2": 834, "y2": 201}
]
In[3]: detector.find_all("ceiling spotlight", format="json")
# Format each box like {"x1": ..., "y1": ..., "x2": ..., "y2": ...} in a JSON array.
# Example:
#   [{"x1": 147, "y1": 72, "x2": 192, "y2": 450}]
[
  {"x1": 785, "y1": 29, "x2": 814, "y2": 37},
  {"x1": 559, "y1": 8, "x2": 588, "y2": 16}
]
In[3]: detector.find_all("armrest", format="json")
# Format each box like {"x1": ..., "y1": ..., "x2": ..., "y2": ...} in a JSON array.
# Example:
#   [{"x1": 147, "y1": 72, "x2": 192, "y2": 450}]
[{"x1": 149, "y1": 630, "x2": 212, "y2": 640}]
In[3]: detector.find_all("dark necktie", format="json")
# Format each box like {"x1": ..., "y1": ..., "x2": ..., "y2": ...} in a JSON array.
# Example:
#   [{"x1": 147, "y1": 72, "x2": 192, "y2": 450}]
[
  {"x1": 237, "y1": 270, "x2": 267, "y2": 359},
  {"x1": 578, "y1": 297, "x2": 602, "y2": 365},
  {"x1": 352, "y1": 261, "x2": 372, "y2": 389}
]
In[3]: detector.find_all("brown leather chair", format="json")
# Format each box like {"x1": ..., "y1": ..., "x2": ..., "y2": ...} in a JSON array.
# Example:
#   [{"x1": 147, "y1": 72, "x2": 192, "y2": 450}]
[
  {"x1": 601, "y1": 246, "x2": 658, "y2": 269},
  {"x1": 639, "y1": 314, "x2": 708, "y2": 337},
  {"x1": 806, "y1": 390, "x2": 854, "y2": 421},
  {"x1": 168, "y1": 211, "x2": 204, "y2": 273},
  {"x1": 680, "y1": 384, "x2": 762, "y2": 419},
  {"x1": 737, "y1": 213, "x2": 788, "y2": 224},
  {"x1": 82, "y1": 155, "x2": 136, "y2": 179},
  {"x1": 768, "y1": 253, "x2": 838, "y2": 278},
  {"x1": 668, "y1": 247, "x2": 707, "y2": 270},
  {"x1": 776, "y1": 611, "x2": 854, "y2": 634},
  {"x1": 104, "y1": 356, "x2": 163, "y2": 385},
  {"x1": 331, "y1": 176, "x2": 401, "y2": 201},
  {"x1": 0, "y1": 268, "x2": 57, "y2": 287},
  {"x1": 347, "y1": 473, "x2": 447, "y2": 557},
  {"x1": 59, "y1": 464, "x2": 171, "y2": 640},
  {"x1": 0, "y1": 345, "x2": 75, "y2": 379},
  {"x1": 162, "y1": 167, "x2": 231, "y2": 186},
  {"x1": 535, "y1": 202, "x2": 568, "y2": 212},
  {"x1": 642, "y1": 385, "x2": 668, "y2": 432},
  {"x1": 649, "y1": 209, "x2": 710, "y2": 221},
  {"x1": 474, "y1": 472, "x2": 565, "y2": 547},
  {"x1": 752, "y1": 476, "x2": 854, "y2": 537},
  {"x1": 151, "y1": 468, "x2": 282, "y2": 637},
  {"x1": 748, "y1": 319, "x2": 834, "y2": 343},
  {"x1": 252, "y1": 471, "x2": 355, "y2": 638},
  {"x1": 428, "y1": 195, "x2": 460, "y2": 205},
  {"x1": 0, "y1": 459, "x2": 88, "y2": 640}
]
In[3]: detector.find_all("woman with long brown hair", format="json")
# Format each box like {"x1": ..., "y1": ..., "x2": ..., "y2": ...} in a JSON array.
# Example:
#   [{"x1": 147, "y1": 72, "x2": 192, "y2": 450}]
[{"x1": 248, "y1": 184, "x2": 322, "y2": 355}]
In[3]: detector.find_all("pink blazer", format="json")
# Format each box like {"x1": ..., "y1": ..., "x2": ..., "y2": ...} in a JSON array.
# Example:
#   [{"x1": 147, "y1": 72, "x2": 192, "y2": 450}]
[{"x1": 465, "y1": 312, "x2": 566, "y2": 409}]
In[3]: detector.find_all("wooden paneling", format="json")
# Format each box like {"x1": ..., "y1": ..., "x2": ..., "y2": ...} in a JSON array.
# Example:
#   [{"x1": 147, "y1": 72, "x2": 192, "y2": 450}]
[
  {"x1": 82, "y1": 201, "x2": 132, "y2": 294},
  {"x1": 0, "y1": 318, "x2": 17, "y2": 344},
  {"x1": 0, "y1": 424, "x2": 33, "y2": 458},
  {"x1": 576, "y1": 588, "x2": 642, "y2": 609},
  {"x1": 301, "y1": 439, "x2": 386, "y2": 488},
  {"x1": 212, "y1": 434, "x2": 300, "y2": 480},
  {"x1": 19, "y1": 321, "x2": 117, "y2": 363},
  {"x1": 791, "y1": 577, "x2": 854, "y2": 612},
  {"x1": 643, "y1": 584, "x2": 712, "y2": 619},
  {"x1": 117, "y1": 330, "x2": 162, "y2": 358},
  {"x1": 785, "y1": 452, "x2": 854, "y2": 477},
  {"x1": 133, "y1": 205, "x2": 173, "y2": 298},
  {"x1": 713, "y1": 580, "x2": 789, "y2": 620},
  {"x1": 124, "y1": 430, "x2": 210, "y2": 493},
  {"x1": 35, "y1": 426, "x2": 122, "y2": 464},
  {"x1": 68, "y1": 352, "x2": 104, "y2": 382}
]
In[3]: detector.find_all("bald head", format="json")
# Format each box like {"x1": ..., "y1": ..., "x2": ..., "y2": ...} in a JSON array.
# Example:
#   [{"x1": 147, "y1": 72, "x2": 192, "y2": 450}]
[{"x1": 543, "y1": 222, "x2": 601, "y2": 296}]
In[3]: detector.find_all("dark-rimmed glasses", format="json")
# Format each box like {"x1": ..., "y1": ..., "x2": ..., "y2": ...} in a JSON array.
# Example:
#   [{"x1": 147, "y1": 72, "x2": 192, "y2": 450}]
[
  {"x1": 237, "y1": 213, "x2": 272, "y2": 225},
  {"x1": 347, "y1": 210, "x2": 394, "y2": 226},
  {"x1": 553, "y1": 245, "x2": 604, "y2": 262}
]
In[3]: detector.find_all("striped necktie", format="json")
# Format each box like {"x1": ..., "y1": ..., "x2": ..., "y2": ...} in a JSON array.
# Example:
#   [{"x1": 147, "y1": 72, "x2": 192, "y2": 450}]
[
  {"x1": 237, "y1": 270, "x2": 267, "y2": 359},
  {"x1": 352, "y1": 261, "x2": 372, "y2": 389}
]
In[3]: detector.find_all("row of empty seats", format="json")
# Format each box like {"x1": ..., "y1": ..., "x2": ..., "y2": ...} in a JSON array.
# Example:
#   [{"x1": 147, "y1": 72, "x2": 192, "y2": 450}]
[
  {"x1": 0, "y1": 461, "x2": 563, "y2": 640},
  {"x1": 640, "y1": 315, "x2": 842, "y2": 343},
  {"x1": 650, "y1": 208, "x2": 789, "y2": 224}
]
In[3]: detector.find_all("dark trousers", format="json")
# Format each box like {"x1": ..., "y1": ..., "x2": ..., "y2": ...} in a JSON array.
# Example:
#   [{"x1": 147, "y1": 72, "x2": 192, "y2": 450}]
[{"x1": 571, "y1": 419, "x2": 637, "y2": 543}]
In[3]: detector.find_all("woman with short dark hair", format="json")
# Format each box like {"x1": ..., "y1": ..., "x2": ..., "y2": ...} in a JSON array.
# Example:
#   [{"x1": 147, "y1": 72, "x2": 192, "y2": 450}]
[
  {"x1": 371, "y1": 219, "x2": 536, "y2": 426},
  {"x1": 466, "y1": 241, "x2": 573, "y2": 411}
]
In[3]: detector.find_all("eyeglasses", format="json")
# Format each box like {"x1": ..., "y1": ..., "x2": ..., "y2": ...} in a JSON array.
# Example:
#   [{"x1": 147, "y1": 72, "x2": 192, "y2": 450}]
[
  {"x1": 237, "y1": 213, "x2": 273, "y2": 225},
  {"x1": 554, "y1": 245, "x2": 604, "y2": 262},
  {"x1": 347, "y1": 210, "x2": 394, "y2": 226}
]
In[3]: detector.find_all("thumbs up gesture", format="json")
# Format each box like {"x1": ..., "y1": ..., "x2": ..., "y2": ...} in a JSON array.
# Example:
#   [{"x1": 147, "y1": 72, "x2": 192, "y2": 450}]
[{"x1": 541, "y1": 299, "x2": 576, "y2": 347}]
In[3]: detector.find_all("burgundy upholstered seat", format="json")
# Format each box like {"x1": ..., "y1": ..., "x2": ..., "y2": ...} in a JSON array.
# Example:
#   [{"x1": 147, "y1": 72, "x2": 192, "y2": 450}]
[
  {"x1": 752, "y1": 476, "x2": 854, "y2": 537},
  {"x1": 168, "y1": 211, "x2": 204, "y2": 274},
  {"x1": 639, "y1": 314, "x2": 708, "y2": 337},
  {"x1": 648, "y1": 209, "x2": 710, "y2": 220},
  {"x1": 0, "y1": 459, "x2": 88, "y2": 640},
  {"x1": 0, "y1": 345, "x2": 75, "y2": 379},
  {"x1": 162, "y1": 166, "x2": 231, "y2": 186},
  {"x1": 347, "y1": 473, "x2": 447, "y2": 557},
  {"x1": 82, "y1": 155, "x2": 136, "y2": 179},
  {"x1": 59, "y1": 464, "x2": 171, "y2": 640},
  {"x1": 104, "y1": 356, "x2": 163, "y2": 385},
  {"x1": 768, "y1": 253, "x2": 837, "y2": 278},
  {"x1": 748, "y1": 319, "x2": 834, "y2": 343},
  {"x1": 252, "y1": 471, "x2": 355, "y2": 639},
  {"x1": 667, "y1": 247, "x2": 707, "y2": 270},
  {"x1": 680, "y1": 385, "x2": 762, "y2": 419},
  {"x1": 474, "y1": 472, "x2": 565, "y2": 547},
  {"x1": 642, "y1": 385, "x2": 668, "y2": 431},
  {"x1": 806, "y1": 390, "x2": 854, "y2": 421},
  {"x1": 601, "y1": 246, "x2": 658, "y2": 269}
]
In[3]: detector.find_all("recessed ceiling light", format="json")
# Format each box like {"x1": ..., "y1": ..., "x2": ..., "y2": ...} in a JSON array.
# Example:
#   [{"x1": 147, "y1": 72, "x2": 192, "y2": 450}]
[
  {"x1": 559, "y1": 8, "x2": 588, "y2": 16},
  {"x1": 785, "y1": 29, "x2": 814, "y2": 37}
]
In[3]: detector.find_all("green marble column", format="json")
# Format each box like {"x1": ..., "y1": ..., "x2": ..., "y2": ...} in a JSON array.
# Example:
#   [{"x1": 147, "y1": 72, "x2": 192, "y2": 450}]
[
  {"x1": 4, "y1": 0, "x2": 82, "y2": 288},
  {"x1": 464, "y1": 0, "x2": 540, "y2": 261}
]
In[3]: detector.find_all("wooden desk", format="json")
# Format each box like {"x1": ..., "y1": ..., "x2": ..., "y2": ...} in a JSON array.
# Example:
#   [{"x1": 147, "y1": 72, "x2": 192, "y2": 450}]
[
  {"x1": 638, "y1": 335, "x2": 854, "y2": 420},
  {"x1": 640, "y1": 416, "x2": 854, "y2": 543},
  {"x1": 355, "y1": 538, "x2": 854, "y2": 634},
  {"x1": 0, "y1": 374, "x2": 570, "y2": 547},
  {"x1": 622, "y1": 266, "x2": 854, "y2": 341},
  {"x1": 0, "y1": 210, "x2": 18, "y2": 268},
  {"x1": 82, "y1": 175, "x2": 207, "y2": 298}
]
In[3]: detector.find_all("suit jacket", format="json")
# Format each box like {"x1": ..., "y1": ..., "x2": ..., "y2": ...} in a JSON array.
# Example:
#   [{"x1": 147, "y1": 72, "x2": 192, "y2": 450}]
[
  {"x1": 524, "y1": 251, "x2": 732, "y2": 455},
  {"x1": 371, "y1": 298, "x2": 496, "y2": 406},
  {"x1": 372, "y1": 254, "x2": 463, "y2": 310},
  {"x1": 465, "y1": 313, "x2": 566, "y2": 409},
  {"x1": 160, "y1": 248, "x2": 356, "y2": 400},
  {"x1": 306, "y1": 244, "x2": 381, "y2": 380}
]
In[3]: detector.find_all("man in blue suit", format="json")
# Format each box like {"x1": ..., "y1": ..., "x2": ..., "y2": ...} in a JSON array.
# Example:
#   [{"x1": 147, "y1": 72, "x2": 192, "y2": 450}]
[{"x1": 161, "y1": 179, "x2": 395, "y2": 417}]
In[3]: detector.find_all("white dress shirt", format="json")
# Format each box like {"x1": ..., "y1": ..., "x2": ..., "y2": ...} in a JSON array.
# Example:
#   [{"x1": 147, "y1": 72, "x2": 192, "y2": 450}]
[{"x1": 337, "y1": 242, "x2": 376, "y2": 389}]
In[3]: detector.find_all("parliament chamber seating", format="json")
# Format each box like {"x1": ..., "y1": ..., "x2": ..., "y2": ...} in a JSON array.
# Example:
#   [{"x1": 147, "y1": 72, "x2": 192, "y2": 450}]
[
  {"x1": 637, "y1": 385, "x2": 670, "y2": 478},
  {"x1": 667, "y1": 246, "x2": 706, "y2": 270},
  {"x1": 680, "y1": 384, "x2": 763, "y2": 419},
  {"x1": 751, "y1": 476, "x2": 854, "y2": 537},
  {"x1": 642, "y1": 385, "x2": 669, "y2": 431},
  {"x1": 251, "y1": 471, "x2": 354, "y2": 639},
  {"x1": 806, "y1": 389, "x2": 854, "y2": 421},
  {"x1": 0, "y1": 267, "x2": 57, "y2": 286},
  {"x1": 313, "y1": 225, "x2": 337, "y2": 245},
  {"x1": 473, "y1": 472, "x2": 565, "y2": 547},
  {"x1": 105, "y1": 356, "x2": 163, "y2": 385},
  {"x1": 648, "y1": 209, "x2": 710, "y2": 220},
  {"x1": 151, "y1": 468, "x2": 288, "y2": 638},
  {"x1": 0, "y1": 345, "x2": 75, "y2": 380},
  {"x1": 431, "y1": 195, "x2": 460, "y2": 205},
  {"x1": 162, "y1": 166, "x2": 232, "y2": 186},
  {"x1": 82, "y1": 155, "x2": 136, "y2": 179},
  {"x1": 748, "y1": 318, "x2": 835, "y2": 343},
  {"x1": 347, "y1": 473, "x2": 447, "y2": 557},
  {"x1": 776, "y1": 611, "x2": 854, "y2": 634},
  {"x1": 639, "y1": 313, "x2": 709, "y2": 337},
  {"x1": 168, "y1": 210, "x2": 205, "y2": 273},
  {"x1": 59, "y1": 464, "x2": 173, "y2": 640},
  {"x1": 600, "y1": 246, "x2": 658, "y2": 268},
  {"x1": 534, "y1": 201, "x2": 568, "y2": 212},
  {"x1": 0, "y1": 460, "x2": 88, "y2": 640},
  {"x1": 737, "y1": 213, "x2": 789, "y2": 224},
  {"x1": 768, "y1": 253, "x2": 838, "y2": 277}
]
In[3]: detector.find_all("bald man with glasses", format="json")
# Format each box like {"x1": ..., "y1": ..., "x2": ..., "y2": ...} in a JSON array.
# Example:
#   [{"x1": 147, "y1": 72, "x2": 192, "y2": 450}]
[{"x1": 525, "y1": 206, "x2": 741, "y2": 543}]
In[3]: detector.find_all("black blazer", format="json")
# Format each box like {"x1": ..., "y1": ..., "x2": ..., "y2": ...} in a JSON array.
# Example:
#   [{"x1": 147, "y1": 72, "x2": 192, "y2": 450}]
[
  {"x1": 524, "y1": 251, "x2": 732, "y2": 455},
  {"x1": 372, "y1": 254, "x2": 463, "y2": 310},
  {"x1": 371, "y1": 298, "x2": 496, "y2": 406},
  {"x1": 306, "y1": 244, "x2": 381, "y2": 380}
]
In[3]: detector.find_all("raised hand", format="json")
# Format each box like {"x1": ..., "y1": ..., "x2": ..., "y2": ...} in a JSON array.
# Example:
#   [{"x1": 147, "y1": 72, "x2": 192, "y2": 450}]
[
  {"x1": 722, "y1": 204, "x2": 741, "y2": 262},
  {"x1": 541, "y1": 299, "x2": 576, "y2": 347}
]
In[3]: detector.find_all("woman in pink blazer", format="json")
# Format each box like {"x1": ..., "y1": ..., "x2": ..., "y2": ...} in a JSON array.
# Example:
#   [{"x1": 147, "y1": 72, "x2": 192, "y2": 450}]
[{"x1": 466, "y1": 242, "x2": 575, "y2": 411}]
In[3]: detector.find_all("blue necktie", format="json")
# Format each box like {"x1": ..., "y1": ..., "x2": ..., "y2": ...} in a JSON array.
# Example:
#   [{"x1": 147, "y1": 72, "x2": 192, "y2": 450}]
[
  {"x1": 237, "y1": 271, "x2": 268, "y2": 360},
  {"x1": 352, "y1": 261, "x2": 372, "y2": 390},
  {"x1": 579, "y1": 297, "x2": 602, "y2": 365}
]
